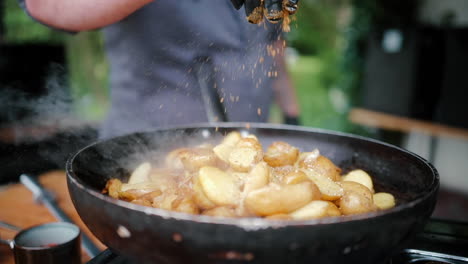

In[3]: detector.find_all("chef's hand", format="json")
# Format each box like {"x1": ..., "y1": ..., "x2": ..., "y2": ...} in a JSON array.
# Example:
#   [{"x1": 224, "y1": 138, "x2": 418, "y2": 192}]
[{"x1": 230, "y1": 0, "x2": 299, "y2": 24}]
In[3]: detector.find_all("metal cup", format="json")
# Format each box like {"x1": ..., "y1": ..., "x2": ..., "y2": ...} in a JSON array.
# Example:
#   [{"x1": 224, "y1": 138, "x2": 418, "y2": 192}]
[{"x1": 0, "y1": 222, "x2": 81, "y2": 264}]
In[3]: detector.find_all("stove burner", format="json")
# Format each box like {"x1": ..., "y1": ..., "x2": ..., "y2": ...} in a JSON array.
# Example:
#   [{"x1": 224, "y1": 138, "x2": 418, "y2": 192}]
[{"x1": 87, "y1": 219, "x2": 468, "y2": 264}]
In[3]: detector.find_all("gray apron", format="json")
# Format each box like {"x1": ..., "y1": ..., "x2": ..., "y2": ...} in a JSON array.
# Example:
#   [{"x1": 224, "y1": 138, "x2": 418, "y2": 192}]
[{"x1": 100, "y1": 0, "x2": 279, "y2": 139}]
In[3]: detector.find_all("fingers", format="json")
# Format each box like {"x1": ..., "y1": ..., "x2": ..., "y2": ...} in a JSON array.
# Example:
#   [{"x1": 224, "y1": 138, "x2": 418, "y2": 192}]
[
  {"x1": 230, "y1": 0, "x2": 245, "y2": 10},
  {"x1": 283, "y1": 0, "x2": 299, "y2": 15},
  {"x1": 264, "y1": 0, "x2": 283, "y2": 23},
  {"x1": 245, "y1": 0, "x2": 264, "y2": 24},
  {"x1": 241, "y1": 0, "x2": 300, "y2": 24}
]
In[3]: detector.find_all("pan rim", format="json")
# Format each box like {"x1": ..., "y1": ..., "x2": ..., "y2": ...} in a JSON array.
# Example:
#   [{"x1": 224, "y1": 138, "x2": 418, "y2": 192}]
[{"x1": 66, "y1": 122, "x2": 439, "y2": 230}]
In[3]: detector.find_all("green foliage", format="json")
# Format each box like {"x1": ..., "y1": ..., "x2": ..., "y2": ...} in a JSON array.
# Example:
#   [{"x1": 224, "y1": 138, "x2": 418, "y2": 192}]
[
  {"x1": 285, "y1": 0, "x2": 377, "y2": 136},
  {"x1": 3, "y1": 0, "x2": 65, "y2": 43},
  {"x1": 66, "y1": 32, "x2": 110, "y2": 121},
  {"x1": 288, "y1": 0, "x2": 341, "y2": 55}
]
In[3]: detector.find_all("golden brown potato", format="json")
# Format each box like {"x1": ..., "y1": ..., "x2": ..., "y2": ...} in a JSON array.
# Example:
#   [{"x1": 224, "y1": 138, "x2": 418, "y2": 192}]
[
  {"x1": 226, "y1": 137, "x2": 264, "y2": 172},
  {"x1": 244, "y1": 162, "x2": 269, "y2": 193},
  {"x1": 177, "y1": 148, "x2": 221, "y2": 172},
  {"x1": 202, "y1": 206, "x2": 237, "y2": 218},
  {"x1": 118, "y1": 189, "x2": 144, "y2": 201},
  {"x1": 282, "y1": 169, "x2": 309, "y2": 185},
  {"x1": 342, "y1": 169, "x2": 374, "y2": 193},
  {"x1": 270, "y1": 166, "x2": 295, "y2": 184},
  {"x1": 222, "y1": 131, "x2": 242, "y2": 146},
  {"x1": 164, "y1": 148, "x2": 186, "y2": 170},
  {"x1": 103, "y1": 131, "x2": 397, "y2": 220},
  {"x1": 244, "y1": 182, "x2": 321, "y2": 216},
  {"x1": 148, "y1": 171, "x2": 178, "y2": 192},
  {"x1": 264, "y1": 141, "x2": 299, "y2": 167},
  {"x1": 198, "y1": 166, "x2": 241, "y2": 206},
  {"x1": 192, "y1": 174, "x2": 217, "y2": 210},
  {"x1": 290, "y1": 200, "x2": 341, "y2": 220},
  {"x1": 129, "y1": 190, "x2": 162, "y2": 205},
  {"x1": 152, "y1": 192, "x2": 179, "y2": 211},
  {"x1": 172, "y1": 197, "x2": 199, "y2": 214},
  {"x1": 299, "y1": 155, "x2": 341, "y2": 182},
  {"x1": 339, "y1": 181, "x2": 376, "y2": 215},
  {"x1": 265, "y1": 214, "x2": 292, "y2": 220},
  {"x1": 341, "y1": 181, "x2": 373, "y2": 201},
  {"x1": 212, "y1": 132, "x2": 244, "y2": 163},
  {"x1": 121, "y1": 182, "x2": 160, "y2": 192},
  {"x1": 303, "y1": 170, "x2": 343, "y2": 201},
  {"x1": 373, "y1": 192, "x2": 396, "y2": 210},
  {"x1": 128, "y1": 162, "x2": 152, "y2": 184},
  {"x1": 296, "y1": 150, "x2": 319, "y2": 167},
  {"x1": 131, "y1": 199, "x2": 152, "y2": 207},
  {"x1": 103, "y1": 178, "x2": 122, "y2": 199},
  {"x1": 140, "y1": 190, "x2": 163, "y2": 200},
  {"x1": 213, "y1": 143, "x2": 233, "y2": 163}
]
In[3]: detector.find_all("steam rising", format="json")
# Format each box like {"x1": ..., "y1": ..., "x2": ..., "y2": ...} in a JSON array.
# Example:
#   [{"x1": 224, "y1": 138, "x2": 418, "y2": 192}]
[
  {"x1": 1, "y1": 64, "x2": 97, "y2": 169},
  {"x1": 0, "y1": 64, "x2": 71, "y2": 128}
]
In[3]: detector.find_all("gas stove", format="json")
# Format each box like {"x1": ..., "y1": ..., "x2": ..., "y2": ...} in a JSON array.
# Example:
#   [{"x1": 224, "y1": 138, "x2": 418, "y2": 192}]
[{"x1": 87, "y1": 218, "x2": 468, "y2": 264}]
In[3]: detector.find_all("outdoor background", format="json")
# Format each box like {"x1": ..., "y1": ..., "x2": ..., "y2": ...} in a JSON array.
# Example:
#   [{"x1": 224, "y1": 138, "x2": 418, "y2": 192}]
[{"x1": 2, "y1": 0, "x2": 374, "y2": 136}]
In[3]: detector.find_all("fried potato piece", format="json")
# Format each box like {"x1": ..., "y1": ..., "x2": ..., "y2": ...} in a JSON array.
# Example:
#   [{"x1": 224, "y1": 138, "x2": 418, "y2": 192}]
[
  {"x1": 128, "y1": 162, "x2": 151, "y2": 184},
  {"x1": 103, "y1": 178, "x2": 122, "y2": 199},
  {"x1": 223, "y1": 131, "x2": 242, "y2": 146},
  {"x1": 290, "y1": 200, "x2": 341, "y2": 220},
  {"x1": 244, "y1": 182, "x2": 320, "y2": 216},
  {"x1": 339, "y1": 181, "x2": 376, "y2": 215},
  {"x1": 121, "y1": 182, "x2": 160, "y2": 192},
  {"x1": 129, "y1": 190, "x2": 162, "y2": 205},
  {"x1": 149, "y1": 169, "x2": 178, "y2": 191},
  {"x1": 299, "y1": 154, "x2": 341, "y2": 182},
  {"x1": 192, "y1": 174, "x2": 216, "y2": 210},
  {"x1": 296, "y1": 150, "x2": 319, "y2": 167},
  {"x1": 177, "y1": 148, "x2": 221, "y2": 172},
  {"x1": 118, "y1": 189, "x2": 144, "y2": 201},
  {"x1": 202, "y1": 206, "x2": 238, "y2": 218},
  {"x1": 342, "y1": 169, "x2": 374, "y2": 193},
  {"x1": 244, "y1": 162, "x2": 269, "y2": 193},
  {"x1": 131, "y1": 199, "x2": 152, "y2": 207},
  {"x1": 152, "y1": 192, "x2": 179, "y2": 211},
  {"x1": 303, "y1": 170, "x2": 343, "y2": 201},
  {"x1": 341, "y1": 181, "x2": 373, "y2": 200},
  {"x1": 283, "y1": 169, "x2": 309, "y2": 185},
  {"x1": 264, "y1": 141, "x2": 299, "y2": 167},
  {"x1": 265, "y1": 214, "x2": 292, "y2": 220},
  {"x1": 213, "y1": 144, "x2": 233, "y2": 163},
  {"x1": 270, "y1": 165, "x2": 295, "y2": 184},
  {"x1": 228, "y1": 137, "x2": 263, "y2": 172},
  {"x1": 165, "y1": 148, "x2": 186, "y2": 170},
  {"x1": 199, "y1": 166, "x2": 240, "y2": 206},
  {"x1": 213, "y1": 132, "x2": 243, "y2": 162},
  {"x1": 373, "y1": 192, "x2": 396, "y2": 210},
  {"x1": 172, "y1": 197, "x2": 199, "y2": 215}
]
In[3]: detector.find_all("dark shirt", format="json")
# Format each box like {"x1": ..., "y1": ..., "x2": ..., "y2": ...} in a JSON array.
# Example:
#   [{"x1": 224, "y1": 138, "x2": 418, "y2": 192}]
[{"x1": 20, "y1": 0, "x2": 281, "y2": 138}]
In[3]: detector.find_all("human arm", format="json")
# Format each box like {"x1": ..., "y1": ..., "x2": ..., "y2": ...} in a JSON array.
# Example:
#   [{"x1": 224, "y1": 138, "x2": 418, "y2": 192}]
[
  {"x1": 23, "y1": 0, "x2": 154, "y2": 31},
  {"x1": 271, "y1": 39, "x2": 301, "y2": 124}
]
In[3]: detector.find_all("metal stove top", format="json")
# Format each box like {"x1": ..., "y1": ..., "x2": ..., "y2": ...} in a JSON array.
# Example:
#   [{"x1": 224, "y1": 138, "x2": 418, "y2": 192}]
[{"x1": 87, "y1": 219, "x2": 468, "y2": 264}]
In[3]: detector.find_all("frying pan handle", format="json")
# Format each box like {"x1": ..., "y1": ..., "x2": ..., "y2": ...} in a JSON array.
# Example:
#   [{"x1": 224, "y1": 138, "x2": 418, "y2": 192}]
[
  {"x1": 0, "y1": 221, "x2": 18, "y2": 248},
  {"x1": 0, "y1": 237, "x2": 13, "y2": 248},
  {"x1": 19, "y1": 174, "x2": 102, "y2": 258}
]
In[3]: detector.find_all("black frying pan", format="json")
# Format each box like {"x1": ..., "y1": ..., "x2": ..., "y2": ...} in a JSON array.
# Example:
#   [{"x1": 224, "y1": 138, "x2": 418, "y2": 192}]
[{"x1": 66, "y1": 123, "x2": 439, "y2": 264}]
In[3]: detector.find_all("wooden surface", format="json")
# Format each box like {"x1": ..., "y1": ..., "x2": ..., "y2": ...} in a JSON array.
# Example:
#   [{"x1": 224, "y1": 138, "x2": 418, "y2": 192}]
[
  {"x1": 0, "y1": 171, "x2": 106, "y2": 263},
  {"x1": 349, "y1": 108, "x2": 468, "y2": 140}
]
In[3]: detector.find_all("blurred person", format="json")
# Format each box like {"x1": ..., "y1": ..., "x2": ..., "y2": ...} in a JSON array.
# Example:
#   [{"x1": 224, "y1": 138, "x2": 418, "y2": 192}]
[{"x1": 20, "y1": 0, "x2": 301, "y2": 138}]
